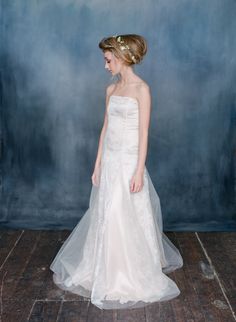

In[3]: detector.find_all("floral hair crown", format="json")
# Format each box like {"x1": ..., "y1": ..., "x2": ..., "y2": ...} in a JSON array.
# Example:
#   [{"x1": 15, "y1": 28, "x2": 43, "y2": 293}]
[{"x1": 108, "y1": 35, "x2": 137, "y2": 64}]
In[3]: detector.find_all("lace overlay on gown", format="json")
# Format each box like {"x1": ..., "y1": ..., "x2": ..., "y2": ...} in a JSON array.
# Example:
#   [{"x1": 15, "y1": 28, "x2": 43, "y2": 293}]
[{"x1": 50, "y1": 95, "x2": 183, "y2": 310}]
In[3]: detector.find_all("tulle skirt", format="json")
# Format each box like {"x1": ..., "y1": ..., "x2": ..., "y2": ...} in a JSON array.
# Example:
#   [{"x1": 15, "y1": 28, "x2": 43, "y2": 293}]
[{"x1": 50, "y1": 152, "x2": 183, "y2": 310}]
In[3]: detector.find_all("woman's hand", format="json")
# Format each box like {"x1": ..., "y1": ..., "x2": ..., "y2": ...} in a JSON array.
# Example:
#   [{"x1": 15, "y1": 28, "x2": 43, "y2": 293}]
[
  {"x1": 130, "y1": 171, "x2": 144, "y2": 193},
  {"x1": 91, "y1": 165, "x2": 101, "y2": 186}
]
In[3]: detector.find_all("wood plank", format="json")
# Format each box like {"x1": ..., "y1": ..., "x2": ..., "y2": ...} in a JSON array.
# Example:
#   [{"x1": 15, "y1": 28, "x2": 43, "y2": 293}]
[
  {"x1": 0, "y1": 230, "x2": 40, "y2": 300},
  {"x1": 2, "y1": 299, "x2": 35, "y2": 322},
  {"x1": 27, "y1": 300, "x2": 61, "y2": 322},
  {"x1": 56, "y1": 300, "x2": 89, "y2": 322},
  {"x1": 102, "y1": 308, "x2": 116, "y2": 322},
  {"x1": 116, "y1": 306, "x2": 146, "y2": 322},
  {"x1": 0, "y1": 230, "x2": 23, "y2": 268},
  {"x1": 145, "y1": 302, "x2": 161, "y2": 322},
  {"x1": 2, "y1": 231, "x2": 65, "y2": 301},
  {"x1": 198, "y1": 232, "x2": 236, "y2": 312},
  {"x1": 175, "y1": 232, "x2": 235, "y2": 321},
  {"x1": 171, "y1": 264, "x2": 205, "y2": 322},
  {"x1": 86, "y1": 301, "x2": 105, "y2": 322}
]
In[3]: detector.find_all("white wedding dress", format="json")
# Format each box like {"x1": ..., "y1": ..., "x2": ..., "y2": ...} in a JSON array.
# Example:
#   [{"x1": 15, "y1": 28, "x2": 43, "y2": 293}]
[{"x1": 50, "y1": 95, "x2": 183, "y2": 310}]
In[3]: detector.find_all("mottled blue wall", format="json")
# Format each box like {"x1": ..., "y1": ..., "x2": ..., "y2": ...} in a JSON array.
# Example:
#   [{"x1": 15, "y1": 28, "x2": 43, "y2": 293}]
[{"x1": 0, "y1": 0, "x2": 235, "y2": 230}]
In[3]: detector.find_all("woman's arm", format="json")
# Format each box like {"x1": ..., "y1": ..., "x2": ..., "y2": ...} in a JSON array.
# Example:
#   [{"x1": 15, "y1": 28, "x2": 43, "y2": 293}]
[
  {"x1": 130, "y1": 84, "x2": 151, "y2": 193},
  {"x1": 93, "y1": 85, "x2": 114, "y2": 171},
  {"x1": 135, "y1": 85, "x2": 152, "y2": 174}
]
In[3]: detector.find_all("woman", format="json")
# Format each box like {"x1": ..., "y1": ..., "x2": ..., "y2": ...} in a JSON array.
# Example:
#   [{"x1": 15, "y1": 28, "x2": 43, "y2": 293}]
[{"x1": 50, "y1": 34, "x2": 183, "y2": 310}]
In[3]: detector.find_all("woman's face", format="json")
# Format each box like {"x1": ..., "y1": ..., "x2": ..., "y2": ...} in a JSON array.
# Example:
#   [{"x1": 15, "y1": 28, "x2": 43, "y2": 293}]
[{"x1": 104, "y1": 50, "x2": 122, "y2": 75}]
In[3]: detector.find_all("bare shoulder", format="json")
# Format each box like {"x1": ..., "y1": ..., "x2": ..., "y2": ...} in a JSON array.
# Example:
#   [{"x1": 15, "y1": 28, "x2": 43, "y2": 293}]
[
  {"x1": 136, "y1": 81, "x2": 151, "y2": 103},
  {"x1": 106, "y1": 83, "x2": 116, "y2": 97}
]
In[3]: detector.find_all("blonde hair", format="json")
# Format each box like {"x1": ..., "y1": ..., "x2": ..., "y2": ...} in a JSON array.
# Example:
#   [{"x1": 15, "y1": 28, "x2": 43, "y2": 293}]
[{"x1": 98, "y1": 34, "x2": 147, "y2": 66}]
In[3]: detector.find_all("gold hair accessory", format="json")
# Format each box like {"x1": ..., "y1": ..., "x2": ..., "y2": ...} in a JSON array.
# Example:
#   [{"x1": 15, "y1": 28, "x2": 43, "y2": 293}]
[
  {"x1": 116, "y1": 36, "x2": 137, "y2": 63},
  {"x1": 107, "y1": 35, "x2": 137, "y2": 63}
]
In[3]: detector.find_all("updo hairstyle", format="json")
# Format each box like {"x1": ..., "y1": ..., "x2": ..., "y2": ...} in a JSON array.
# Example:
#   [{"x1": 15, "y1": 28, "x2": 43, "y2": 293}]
[{"x1": 98, "y1": 34, "x2": 147, "y2": 66}]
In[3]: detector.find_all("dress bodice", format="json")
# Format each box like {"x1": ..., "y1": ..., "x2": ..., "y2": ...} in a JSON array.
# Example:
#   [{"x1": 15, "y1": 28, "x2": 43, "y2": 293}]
[{"x1": 103, "y1": 95, "x2": 139, "y2": 155}]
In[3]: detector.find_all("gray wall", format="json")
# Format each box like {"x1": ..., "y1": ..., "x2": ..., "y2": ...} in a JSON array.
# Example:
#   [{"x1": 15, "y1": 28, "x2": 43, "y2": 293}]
[{"x1": 0, "y1": 0, "x2": 235, "y2": 230}]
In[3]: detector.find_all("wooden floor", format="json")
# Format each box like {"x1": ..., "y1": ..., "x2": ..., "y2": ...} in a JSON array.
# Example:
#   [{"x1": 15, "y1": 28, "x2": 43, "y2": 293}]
[{"x1": 0, "y1": 230, "x2": 235, "y2": 322}]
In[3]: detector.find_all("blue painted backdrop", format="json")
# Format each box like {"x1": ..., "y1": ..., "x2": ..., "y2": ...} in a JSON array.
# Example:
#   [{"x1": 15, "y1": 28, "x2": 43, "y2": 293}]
[{"x1": 0, "y1": 0, "x2": 235, "y2": 230}]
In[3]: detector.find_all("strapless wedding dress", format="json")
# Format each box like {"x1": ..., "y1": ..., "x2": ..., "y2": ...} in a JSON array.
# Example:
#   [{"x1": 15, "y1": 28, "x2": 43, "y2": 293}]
[{"x1": 50, "y1": 95, "x2": 183, "y2": 310}]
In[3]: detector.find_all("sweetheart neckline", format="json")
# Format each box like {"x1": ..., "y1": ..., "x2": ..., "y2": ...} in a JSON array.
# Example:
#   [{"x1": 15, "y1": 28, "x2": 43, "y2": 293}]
[{"x1": 110, "y1": 95, "x2": 138, "y2": 104}]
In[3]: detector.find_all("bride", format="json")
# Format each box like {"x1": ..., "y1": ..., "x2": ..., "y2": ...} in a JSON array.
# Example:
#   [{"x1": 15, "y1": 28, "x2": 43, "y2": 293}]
[{"x1": 50, "y1": 34, "x2": 183, "y2": 310}]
